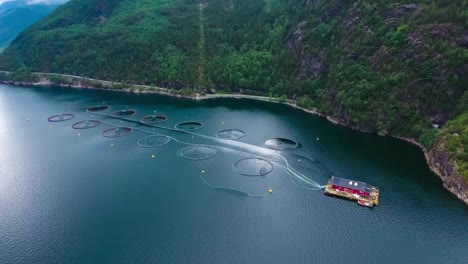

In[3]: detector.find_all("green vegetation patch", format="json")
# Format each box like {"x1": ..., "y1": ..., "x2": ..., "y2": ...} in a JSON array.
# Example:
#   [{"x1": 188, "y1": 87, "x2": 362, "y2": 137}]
[{"x1": 439, "y1": 113, "x2": 468, "y2": 180}]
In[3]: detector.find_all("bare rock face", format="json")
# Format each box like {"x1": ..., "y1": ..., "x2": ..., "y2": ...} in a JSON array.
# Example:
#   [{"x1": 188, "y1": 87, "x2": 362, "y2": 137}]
[
  {"x1": 427, "y1": 144, "x2": 468, "y2": 205},
  {"x1": 286, "y1": 20, "x2": 307, "y2": 56},
  {"x1": 298, "y1": 52, "x2": 324, "y2": 79},
  {"x1": 455, "y1": 36, "x2": 468, "y2": 48},
  {"x1": 342, "y1": 6, "x2": 362, "y2": 31},
  {"x1": 287, "y1": 20, "x2": 324, "y2": 80},
  {"x1": 371, "y1": 45, "x2": 390, "y2": 69},
  {"x1": 340, "y1": 6, "x2": 368, "y2": 50},
  {"x1": 385, "y1": 4, "x2": 421, "y2": 27},
  {"x1": 408, "y1": 32, "x2": 423, "y2": 46},
  {"x1": 286, "y1": 3, "x2": 345, "y2": 80},
  {"x1": 424, "y1": 23, "x2": 468, "y2": 48}
]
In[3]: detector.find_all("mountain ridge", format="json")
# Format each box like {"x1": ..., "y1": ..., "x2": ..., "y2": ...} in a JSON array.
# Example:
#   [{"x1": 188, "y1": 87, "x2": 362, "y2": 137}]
[{"x1": 0, "y1": 0, "x2": 62, "y2": 47}]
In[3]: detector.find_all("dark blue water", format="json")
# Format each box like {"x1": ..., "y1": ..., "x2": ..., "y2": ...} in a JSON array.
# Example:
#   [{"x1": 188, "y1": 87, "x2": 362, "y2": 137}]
[{"x1": 0, "y1": 84, "x2": 466, "y2": 263}]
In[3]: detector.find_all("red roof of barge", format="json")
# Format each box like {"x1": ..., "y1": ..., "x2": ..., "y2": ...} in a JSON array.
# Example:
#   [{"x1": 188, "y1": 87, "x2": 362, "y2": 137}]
[{"x1": 330, "y1": 176, "x2": 371, "y2": 193}]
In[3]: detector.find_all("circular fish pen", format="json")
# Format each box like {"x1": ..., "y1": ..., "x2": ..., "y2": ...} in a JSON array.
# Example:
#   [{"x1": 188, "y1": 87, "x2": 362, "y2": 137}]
[
  {"x1": 72, "y1": 120, "x2": 101, "y2": 129},
  {"x1": 264, "y1": 137, "x2": 299, "y2": 151},
  {"x1": 111, "y1": 109, "x2": 136, "y2": 117},
  {"x1": 87, "y1": 105, "x2": 110, "y2": 112},
  {"x1": 137, "y1": 135, "x2": 171, "y2": 148},
  {"x1": 47, "y1": 114, "x2": 75, "y2": 122},
  {"x1": 216, "y1": 129, "x2": 246, "y2": 140},
  {"x1": 178, "y1": 145, "x2": 216, "y2": 160},
  {"x1": 102, "y1": 127, "x2": 133, "y2": 138},
  {"x1": 175, "y1": 121, "x2": 204, "y2": 131},
  {"x1": 140, "y1": 114, "x2": 168, "y2": 124},
  {"x1": 233, "y1": 158, "x2": 274, "y2": 176}
]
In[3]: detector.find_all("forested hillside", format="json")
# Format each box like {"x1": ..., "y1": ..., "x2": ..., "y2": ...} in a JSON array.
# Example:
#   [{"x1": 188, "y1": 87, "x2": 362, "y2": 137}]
[{"x1": 0, "y1": 0, "x2": 466, "y2": 182}]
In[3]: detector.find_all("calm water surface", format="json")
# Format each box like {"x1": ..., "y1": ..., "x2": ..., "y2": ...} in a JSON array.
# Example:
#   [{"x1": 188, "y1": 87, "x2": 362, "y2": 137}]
[{"x1": 0, "y1": 84, "x2": 466, "y2": 263}]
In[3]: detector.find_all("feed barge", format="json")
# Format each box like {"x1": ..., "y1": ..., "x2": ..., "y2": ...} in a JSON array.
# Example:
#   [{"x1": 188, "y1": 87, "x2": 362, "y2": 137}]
[{"x1": 324, "y1": 176, "x2": 379, "y2": 207}]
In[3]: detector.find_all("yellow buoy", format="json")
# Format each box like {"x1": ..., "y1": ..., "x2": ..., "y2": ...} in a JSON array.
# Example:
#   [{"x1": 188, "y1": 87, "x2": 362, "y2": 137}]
[
  {"x1": 151, "y1": 154, "x2": 155, "y2": 158},
  {"x1": 269, "y1": 189, "x2": 273, "y2": 193},
  {"x1": 77, "y1": 133, "x2": 81, "y2": 137},
  {"x1": 316, "y1": 137, "x2": 319, "y2": 141},
  {"x1": 110, "y1": 143, "x2": 114, "y2": 146},
  {"x1": 201, "y1": 170, "x2": 205, "y2": 173}
]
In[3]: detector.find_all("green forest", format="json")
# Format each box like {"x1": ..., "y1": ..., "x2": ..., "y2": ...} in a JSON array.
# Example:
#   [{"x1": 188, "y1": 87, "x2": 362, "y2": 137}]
[{"x1": 0, "y1": 0, "x2": 466, "y2": 178}]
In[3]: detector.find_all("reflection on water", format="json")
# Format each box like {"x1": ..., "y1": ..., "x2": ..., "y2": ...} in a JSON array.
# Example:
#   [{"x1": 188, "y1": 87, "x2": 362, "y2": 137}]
[{"x1": 0, "y1": 84, "x2": 467, "y2": 264}]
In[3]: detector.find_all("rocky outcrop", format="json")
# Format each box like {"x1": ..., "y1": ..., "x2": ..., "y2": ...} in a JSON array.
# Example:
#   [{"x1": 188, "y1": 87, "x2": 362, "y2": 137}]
[
  {"x1": 286, "y1": 20, "x2": 307, "y2": 55},
  {"x1": 287, "y1": 20, "x2": 325, "y2": 80},
  {"x1": 423, "y1": 23, "x2": 468, "y2": 48},
  {"x1": 426, "y1": 144, "x2": 468, "y2": 204},
  {"x1": 385, "y1": 4, "x2": 421, "y2": 27},
  {"x1": 298, "y1": 52, "x2": 324, "y2": 79}
]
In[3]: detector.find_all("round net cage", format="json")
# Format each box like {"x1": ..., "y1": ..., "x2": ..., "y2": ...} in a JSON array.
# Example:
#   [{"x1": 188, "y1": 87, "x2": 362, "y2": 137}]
[
  {"x1": 264, "y1": 137, "x2": 299, "y2": 151},
  {"x1": 137, "y1": 135, "x2": 171, "y2": 148},
  {"x1": 111, "y1": 109, "x2": 137, "y2": 117},
  {"x1": 233, "y1": 158, "x2": 274, "y2": 176},
  {"x1": 178, "y1": 145, "x2": 216, "y2": 160},
  {"x1": 72, "y1": 120, "x2": 101, "y2": 129},
  {"x1": 175, "y1": 121, "x2": 204, "y2": 131},
  {"x1": 102, "y1": 127, "x2": 133, "y2": 138},
  {"x1": 87, "y1": 105, "x2": 110, "y2": 112},
  {"x1": 48, "y1": 114, "x2": 75, "y2": 122},
  {"x1": 216, "y1": 129, "x2": 246, "y2": 140},
  {"x1": 140, "y1": 114, "x2": 168, "y2": 124}
]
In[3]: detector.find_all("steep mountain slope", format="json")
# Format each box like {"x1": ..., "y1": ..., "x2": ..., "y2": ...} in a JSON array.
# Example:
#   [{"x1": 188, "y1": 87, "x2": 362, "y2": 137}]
[
  {"x1": 0, "y1": 0, "x2": 63, "y2": 47},
  {"x1": 0, "y1": 0, "x2": 467, "y2": 200}
]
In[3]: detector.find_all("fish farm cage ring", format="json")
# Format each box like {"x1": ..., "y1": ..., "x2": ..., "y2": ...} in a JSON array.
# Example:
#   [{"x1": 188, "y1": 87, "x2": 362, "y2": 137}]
[
  {"x1": 102, "y1": 127, "x2": 133, "y2": 138},
  {"x1": 111, "y1": 109, "x2": 137, "y2": 117},
  {"x1": 233, "y1": 158, "x2": 274, "y2": 176},
  {"x1": 264, "y1": 138, "x2": 299, "y2": 151},
  {"x1": 179, "y1": 145, "x2": 216, "y2": 160},
  {"x1": 216, "y1": 129, "x2": 246, "y2": 140},
  {"x1": 140, "y1": 114, "x2": 168, "y2": 124},
  {"x1": 87, "y1": 105, "x2": 110, "y2": 112},
  {"x1": 72, "y1": 120, "x2": 101, "y2": 129},
  {"x1": 137, "y1": 135, "x2": 171, "y2": 148},
  {"x1": 175, "y1": 121, "x2": 204, "y2": 131},
  {"x1": 47, "y1": 114, "x2": 75, "y2": 122}
]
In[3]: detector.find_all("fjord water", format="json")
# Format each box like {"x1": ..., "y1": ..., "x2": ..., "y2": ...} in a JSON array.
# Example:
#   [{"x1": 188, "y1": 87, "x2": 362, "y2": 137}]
[{"x1": 0, "y1": 84, "x2": 466, "y2": 264}]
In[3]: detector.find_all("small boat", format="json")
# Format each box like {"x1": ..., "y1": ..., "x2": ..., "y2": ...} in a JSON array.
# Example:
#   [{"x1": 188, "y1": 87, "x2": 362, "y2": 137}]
[{"x1": 358, "y1": 200, "x2": 374, "y2": 208}]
